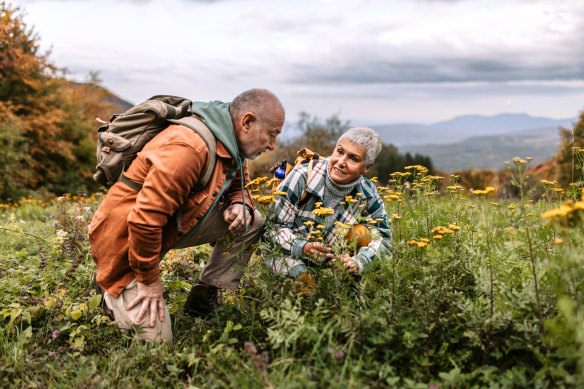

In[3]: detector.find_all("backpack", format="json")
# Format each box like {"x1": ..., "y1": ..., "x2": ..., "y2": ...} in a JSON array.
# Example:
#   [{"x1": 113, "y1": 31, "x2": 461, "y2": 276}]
[
  {"x1": 272, "y1": 148, "x2": 323, "y2": 204},
  {"x1": 93, "y1": 95, "x2": 216, "y2": 191}
]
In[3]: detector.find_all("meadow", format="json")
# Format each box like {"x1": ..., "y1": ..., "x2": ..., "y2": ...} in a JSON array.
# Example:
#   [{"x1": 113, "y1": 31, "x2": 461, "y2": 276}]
[{"x1": 1, "y1": 159, "x2": 583, "y2": 388}]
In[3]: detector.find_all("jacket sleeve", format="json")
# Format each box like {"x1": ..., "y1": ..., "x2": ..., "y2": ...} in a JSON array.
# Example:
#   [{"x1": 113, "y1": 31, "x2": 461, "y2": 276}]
[
  {"x1": 127, "y1": 141, "x2": 206, "y2": 284},
  {"x1": 224, "y1": 159, "x2": 256, "y2": 222},
  {"x1": 352, "y1": 190, "x2": 393, "y2": 272},
  {"x1": 266, "y1": 164, "x2": 310, "y2": 258}
]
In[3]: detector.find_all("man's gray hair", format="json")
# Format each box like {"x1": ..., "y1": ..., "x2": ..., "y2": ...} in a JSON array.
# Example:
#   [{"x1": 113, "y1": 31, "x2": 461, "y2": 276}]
[
  {"x1": 230, "y1": 89, "x2": 284, "y2": 122},
  {"x1": 337, "y1": 126, "x2": 383, "y2": 166}
]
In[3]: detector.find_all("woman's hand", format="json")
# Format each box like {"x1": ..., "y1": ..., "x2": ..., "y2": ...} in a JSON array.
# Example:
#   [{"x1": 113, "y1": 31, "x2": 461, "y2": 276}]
[
  {"x1": 331, "y1": 253, "x2": 359, "y2": 273},
  {"x1": 302, "y1": 242, "x2": 333, "y2": 261}
]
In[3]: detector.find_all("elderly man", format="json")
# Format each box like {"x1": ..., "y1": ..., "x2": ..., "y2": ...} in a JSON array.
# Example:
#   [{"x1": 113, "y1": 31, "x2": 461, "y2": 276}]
[
  {"x1": 89, "y1": 89, "x2": 285, "y2": 342},
  {"x1": 265, "y1": 126, "x2": 392, "y2": 287}
]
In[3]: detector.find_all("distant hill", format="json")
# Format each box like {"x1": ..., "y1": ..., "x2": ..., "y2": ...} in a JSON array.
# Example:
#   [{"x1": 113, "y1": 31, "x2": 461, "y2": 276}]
[
  {"x1": 374, "y1": 113, "x2": 576, "y2": 147},
  {"x1": 401, "y1": 126, "x2": 561, "y2": 171}
]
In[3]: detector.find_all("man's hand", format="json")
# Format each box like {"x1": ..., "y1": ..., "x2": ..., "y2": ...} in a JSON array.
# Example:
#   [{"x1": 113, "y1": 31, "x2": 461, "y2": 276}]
[
  {"x1": 126, "y1": 278, "x2": 165, "y2": 327},
  {"x1": 223, "y1": 203, "x2": 252, "y2": 234},
  {"x1": 302, "y1": 242, "x2": 334, "y2": 261},
  {"x1": 331, "y1": 253, "x2": 359, "y2": 273}
]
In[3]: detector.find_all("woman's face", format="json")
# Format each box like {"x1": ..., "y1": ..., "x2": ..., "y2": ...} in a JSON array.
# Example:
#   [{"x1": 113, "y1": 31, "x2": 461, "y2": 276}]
[{"x1": 329, "y1": 139, "x2": 372, "y2": 184}]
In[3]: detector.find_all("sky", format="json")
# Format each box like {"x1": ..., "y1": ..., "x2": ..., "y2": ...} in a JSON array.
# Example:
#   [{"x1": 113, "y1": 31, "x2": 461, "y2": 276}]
[{"x1": 9, "y1": 0, "x2": 584, "y2": 126}]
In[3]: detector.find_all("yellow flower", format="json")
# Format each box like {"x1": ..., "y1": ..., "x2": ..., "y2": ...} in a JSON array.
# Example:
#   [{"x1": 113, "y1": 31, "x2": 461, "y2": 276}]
[
  {"x1": 310, "y1": 230, "x2": 321, "y2": 235},
  {"x1": 433, "y1": 235, "x2": 443, "y2": 239},
  {"x1": 508, "y1": 204, "x2": 516, "y2": 210},
  {"x1": 420, "y1": 238, "x2": 430, "y2": 243},
  {"x1": 313, "y1": 207, "x2": 335, "y2": 216},
  {"x1": 512, "y1": 157, "x2": 527, "y2": 164},
  {"x1": 315, "y1": 201, "x2": 323, "y2": 208},
  {"x1": 370, "y1": 177, "x2": 379, "y2": 183},
  {"x1": 316, "y1": 237, "x2": 324, "y2": 241},
  {"x1": 316, "y1": 224, "x2": 325, "y2": 229},
  {"x1": 554, "y1": 238, "x2": 563, "y2": 244},
  {"x1": 273, "y1": 190, "x2": 287, "y2": 196},
  {"x1": 448, "y1": 223, "x2": 461, "y2": 231},
  {"x1": 303, "y1": 221, "x2": 315, "y2": 226},
  {"x1": 416, "y1": 242, "x2": 428, "y2": 248},
  {"x1": 257, "y1": 195, "x2": 276, "y2": 204},
  {"x1": 392, "y1": 214, "x2": 401, "y2": 220},
  {"x1": 406, "y1": 240, "x2": 418, "y2": 246}
]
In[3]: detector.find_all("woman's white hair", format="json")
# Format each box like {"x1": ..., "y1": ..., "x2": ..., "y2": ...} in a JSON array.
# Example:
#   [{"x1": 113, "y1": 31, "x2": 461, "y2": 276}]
[{"x1": 337, "y1": 126, "x2": 382, "y2": 166}]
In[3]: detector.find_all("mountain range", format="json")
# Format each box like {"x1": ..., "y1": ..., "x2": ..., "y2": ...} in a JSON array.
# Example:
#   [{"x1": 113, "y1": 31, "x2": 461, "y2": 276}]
[{"x1": 372, "y1": 113, "x2": 578, "y2": 171}]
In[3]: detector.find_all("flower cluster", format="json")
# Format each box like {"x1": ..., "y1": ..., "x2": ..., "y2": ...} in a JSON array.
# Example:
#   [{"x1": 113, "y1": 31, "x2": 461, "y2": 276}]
[
  {"x1": 407, "y1": 238, "x2": 429, "y2": 248},
  {"x1": 471, "y1": 187, "x2": 496, "y2": 196},
  {"x1": 542, "y1": 199, "x2": 584, "y2": 227}
]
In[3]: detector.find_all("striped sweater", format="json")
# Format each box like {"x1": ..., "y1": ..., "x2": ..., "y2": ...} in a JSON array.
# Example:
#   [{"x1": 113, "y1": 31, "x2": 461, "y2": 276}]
[{"x1": 265, "y1": 158, "x2": 392, "y2": 271}]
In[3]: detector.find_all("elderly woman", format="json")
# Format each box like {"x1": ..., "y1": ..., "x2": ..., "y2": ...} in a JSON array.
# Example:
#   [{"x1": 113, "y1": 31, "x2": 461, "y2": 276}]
[{"x1": 265, "y1": 126, "x2": 392, "y2": 281}]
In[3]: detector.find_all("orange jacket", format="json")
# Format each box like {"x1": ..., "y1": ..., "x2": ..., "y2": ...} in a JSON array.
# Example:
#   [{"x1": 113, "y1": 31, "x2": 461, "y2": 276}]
[{"x1": 89, "y1": 123, "x2": 254, "y2": 298}]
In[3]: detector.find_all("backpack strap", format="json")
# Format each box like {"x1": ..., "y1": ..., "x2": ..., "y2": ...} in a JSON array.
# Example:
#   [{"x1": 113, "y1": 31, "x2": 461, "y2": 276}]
[
  {"x1": 168, "y1": 117, "x2": 217, "y2": 191},
  {"x1": 298, "y1": 159, "x2": 317, "y2": 207}
]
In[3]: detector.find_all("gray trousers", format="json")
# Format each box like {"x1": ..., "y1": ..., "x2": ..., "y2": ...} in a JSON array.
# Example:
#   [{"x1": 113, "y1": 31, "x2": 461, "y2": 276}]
[
  {"x1": 104, "y1": 202, "x2": 264, "y2": 342},
  {"x1": 171, "y1": 201, "x2": 264, "y2": 289}
]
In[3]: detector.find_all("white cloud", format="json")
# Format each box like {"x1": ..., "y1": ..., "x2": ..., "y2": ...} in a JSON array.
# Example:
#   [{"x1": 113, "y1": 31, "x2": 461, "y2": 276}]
[{"x1": 10, "y1": 0, "x2": 584, "y2": 123}]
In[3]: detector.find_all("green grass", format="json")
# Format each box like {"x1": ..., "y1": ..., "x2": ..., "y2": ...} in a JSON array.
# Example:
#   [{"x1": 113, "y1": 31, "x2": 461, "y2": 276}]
[{"x1": 1, "y1": 165, "x2": 584, "y2": 388}]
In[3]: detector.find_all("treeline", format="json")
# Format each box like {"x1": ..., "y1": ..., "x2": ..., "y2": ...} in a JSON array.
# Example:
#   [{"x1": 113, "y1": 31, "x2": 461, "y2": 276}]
[
  {"x1": 0, "y1": 3, "x2": 122, "y2": 201},
  {"x1": 248, "y1": 112, "x2": 433, "y2": 179}
]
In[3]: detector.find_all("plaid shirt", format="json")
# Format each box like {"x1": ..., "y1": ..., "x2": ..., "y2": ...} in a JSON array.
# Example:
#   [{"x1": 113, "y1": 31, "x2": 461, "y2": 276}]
[{"x1": 266, "y1": 159, "x2": 392, "y2": 271}]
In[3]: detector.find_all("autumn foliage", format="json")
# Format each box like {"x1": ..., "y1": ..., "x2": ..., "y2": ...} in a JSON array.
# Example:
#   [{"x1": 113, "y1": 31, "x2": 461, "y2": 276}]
[{"x1": 0, "y1": 3, "x2": 120, "y2": 201}]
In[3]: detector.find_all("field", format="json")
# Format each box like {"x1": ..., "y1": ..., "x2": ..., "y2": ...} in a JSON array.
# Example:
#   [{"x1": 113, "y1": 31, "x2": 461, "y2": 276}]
[{"x1": 1, "y1": 160, "x2": 584, "y2": 388}]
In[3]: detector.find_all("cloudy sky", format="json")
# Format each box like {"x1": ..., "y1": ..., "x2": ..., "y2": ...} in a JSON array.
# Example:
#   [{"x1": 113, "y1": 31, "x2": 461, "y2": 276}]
[{"x1": 10, "y1": 0, "x2": 584, "y2": 125}]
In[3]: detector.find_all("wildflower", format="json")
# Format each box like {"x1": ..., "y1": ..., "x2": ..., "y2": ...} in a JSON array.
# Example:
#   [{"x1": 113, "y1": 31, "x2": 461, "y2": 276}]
[
  {"x1": 433, "y1": 235, "x2": 443, "y2": 239},
  {"x1": 406, "y1": 240, "x2": 418, "y2": 246},
  {"x1": 257, "y1": 195, "x2": 276, "y2": 204},
  {"x1": 309, "y1": 230, "x2": 321, "y2": 235},
  {"x1": 554, "y1": 238, "x2": 563, "y2": 244},
  {"x1": 356, "y1": 192, "x2": 363, "y2": 197},
  {"x1": 540, "y1": 179, "x2": 558, "y2": 186},
  {"x1": 313, "y1": 207, "x2": 334, "y2": 216},
  {"x1": 392, "y1": 214, "x2": 401, "y2": 220},
  {"x1": 52, "y1": 329, "x2": 60, "y2": 339},
  {"x1": 508, "y1": 204, "x2": 516, "y2": 210},
  {"x1": 420, "y1": 238, "x2": 430, "y2": 243},
  {"x1": 316, "y1": 224, "x2": 325, "y2": 229},
  {"x1": 416, "y1": 242, "x2": 428, "y2": 248},
  {"x1": 316, "y1": 237, "x2": 324, "y2": 241},
  {"x1": 471, "y1": 187, "x2": 496, "y2": 195},
  {"x1": 370, "y1": 177, "x2": 379, "y2": 183},
  {"x1": 448, "y1": 223, "x2": 461, "y2": 231},
  {"x1": 303, "y1": 221, "x2": 315, "y2": 226},
  {"x1": 489, "y1": 202, "x2": 499, "y2": 207},
  {"x1": 315, "y1": 202, "x2": 323, "y2": 208},
  {"x1": 512, "y1": 157, "x2": 527, "y2": 164},
  {"x1": 273, "y1": 190, "x2": 287, "y2": 196}
]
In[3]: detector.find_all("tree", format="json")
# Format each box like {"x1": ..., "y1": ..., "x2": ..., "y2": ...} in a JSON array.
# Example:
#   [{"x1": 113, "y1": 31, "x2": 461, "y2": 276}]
[
  {"x1": 0, "y1": 3, "x2": 117, "y2": 199},
  {"x1": 555, "y1": 110, "x2": 584, "y2": 187}
]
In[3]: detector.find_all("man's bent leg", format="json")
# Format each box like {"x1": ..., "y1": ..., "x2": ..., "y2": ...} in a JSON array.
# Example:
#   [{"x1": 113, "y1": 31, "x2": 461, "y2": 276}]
[
  {"x1": 103, "y1": 279, "x2": 172, "y2": 342},
  {"x1": 199, "y1": 208, "x2": 264, "y2": 288}
]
